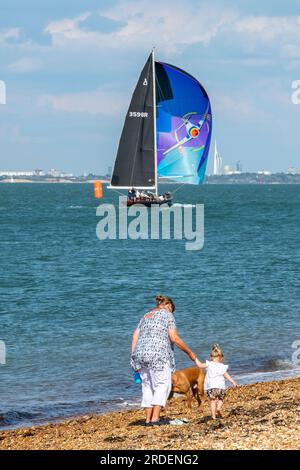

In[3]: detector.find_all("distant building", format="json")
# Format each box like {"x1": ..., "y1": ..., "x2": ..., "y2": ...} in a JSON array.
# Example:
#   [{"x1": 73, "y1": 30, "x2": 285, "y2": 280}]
[
  {"x1": 213, "y1": 141, "x2": 222, "y2": 175},
  {"x1": 34, "y1": 169, "x2": 44, "y2": 176},
  {"x1": 257, "y1": 170, "x2": 271, "y2": 176},
  {"x1": 105, "y1": 166, "x2": 112, "y2": 180},
  {"x1": 48, "y1": 169, "x2": 60, "y2": 177},
  {"x1": 46, "y1": 169, "x2": 73, "y2": 178},
  {"x1": 223, "y1": 165, "x2": 234, "y2": 175},
  {"x1": 0, "y1": 171, "x2": 35, "y2": 177},
  {"x1": 236, "y1": 160, "x2": 243, "y2": 173},
  {"x1": 223, "y1": 164, "x2": 242, "y2": 176},
  {"x1": 287, "y1": 167, "x2": 300, "y2": 175}
]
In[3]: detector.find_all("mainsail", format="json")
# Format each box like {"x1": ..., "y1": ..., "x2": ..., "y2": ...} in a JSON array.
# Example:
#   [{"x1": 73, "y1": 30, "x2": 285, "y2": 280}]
[
  {"x1": 110, "y1": 54, "x2": 156, "y2": 189},
  {"x1": 156, "y1": 62, "x2": 212, "y2": 185},
  {"x1": 109, "y1": 51, "x2": 212, "y2": 190}
]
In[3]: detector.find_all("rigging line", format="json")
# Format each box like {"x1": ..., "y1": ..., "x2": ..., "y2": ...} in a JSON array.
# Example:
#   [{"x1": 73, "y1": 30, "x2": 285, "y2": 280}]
[
  {"x1": 155, "y1": 66, "x2": 174, "y2": 118},
  {"x1": 170, "y1": 181, "x2": 189, "y2": 195},
  {"x1": 110, "y1": 187, "x2": 127, "y2": 197},
  {"x1": 156, "y1": 73, "x2": 172, "y2": 116},
  {"x1": 155, "y1": 74, "x2": 165, "y2": 103}
]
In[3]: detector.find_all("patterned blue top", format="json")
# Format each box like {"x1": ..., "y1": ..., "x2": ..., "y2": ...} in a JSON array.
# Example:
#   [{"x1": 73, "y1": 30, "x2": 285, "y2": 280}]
[{"x1": 131, "y1": 309, "x2": 177, "y2": 372}]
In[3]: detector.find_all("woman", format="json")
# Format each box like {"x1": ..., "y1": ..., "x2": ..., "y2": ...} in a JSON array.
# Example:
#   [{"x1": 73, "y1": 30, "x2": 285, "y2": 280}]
[{"x1": 131, "y1": 295, "x2": 198, "y2": 426}]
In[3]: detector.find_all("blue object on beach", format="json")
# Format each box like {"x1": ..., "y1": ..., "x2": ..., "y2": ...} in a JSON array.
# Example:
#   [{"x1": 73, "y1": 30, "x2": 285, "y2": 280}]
[{"x1": 133, "y1": 372, "x2": 142, "y2": 384}]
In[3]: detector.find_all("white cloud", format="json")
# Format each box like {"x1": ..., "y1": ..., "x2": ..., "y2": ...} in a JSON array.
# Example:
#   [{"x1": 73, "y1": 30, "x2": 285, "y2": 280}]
[
  {"x1": 215, "y1": 94, "x2": 266, "y2": 121},
  {"x1": 7, "y1": 57, "x2": 43, "y2": 73},
  {"x1": 2, "y1": 2, "x2": 300, "y2": 66},
  {"x1": 45, "y1": 12, "x2": 91, "y2": 36},
  {"x1": 214, "y1": 76, "x2": 291, "y2": 128},
  {"x1": 218, "y1": 57, "x2": 275, "y2": 67},
  {"x1": 233, "y1": 15, "x2": 300, "y2": 41},
  {"x1": 100, "y1": 1, "x2": 237, "y2": 53},
  {"x1": 43, "y1": 1, "x2": 237, "y2": 54},
  {"x1": 281, "y1": 44, "x2": 300, "y2": 59},
  {"x1": 226, "y1": 15, "x2": 300, "y2": 58},
  {"x1": 38, "y1": 3, "x2": 300, "y2": 74},
  {"x1": 38, "y1": 88, "x2": 127, "y2": 116},
  {"x1": 1, "y1": 2, "x2": 300, "y2": 66},
  {"x1": 0, "y1": 28, "x2": 20, "y2": 44}
]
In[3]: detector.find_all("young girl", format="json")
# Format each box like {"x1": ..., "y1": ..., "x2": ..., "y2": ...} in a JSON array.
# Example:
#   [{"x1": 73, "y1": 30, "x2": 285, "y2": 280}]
[{"x1": 195, "y1": 344, "x2": 237, "y2": 420}]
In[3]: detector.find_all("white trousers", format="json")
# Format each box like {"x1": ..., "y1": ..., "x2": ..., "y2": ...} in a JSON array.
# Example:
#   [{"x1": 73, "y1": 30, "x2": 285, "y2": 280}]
[{"x1": 140, "y1": 363, "x2": 172, "y2": 408}]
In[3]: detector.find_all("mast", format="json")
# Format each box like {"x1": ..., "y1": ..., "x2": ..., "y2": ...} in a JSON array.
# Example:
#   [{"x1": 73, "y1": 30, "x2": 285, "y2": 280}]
[{"x1": 152, "y1": 48, "x2": 158, "y2": 196}]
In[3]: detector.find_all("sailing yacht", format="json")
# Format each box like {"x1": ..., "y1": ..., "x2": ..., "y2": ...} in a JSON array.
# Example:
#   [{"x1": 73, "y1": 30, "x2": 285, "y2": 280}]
[{"x1": 108, "y1": 49, "x2": 212, "y2": 206}]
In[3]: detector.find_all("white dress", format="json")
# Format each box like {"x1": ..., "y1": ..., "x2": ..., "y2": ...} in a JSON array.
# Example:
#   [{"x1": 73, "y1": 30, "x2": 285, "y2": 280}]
[{"x1": 204, "y1": 360, "x2": 228, "y2": 390}]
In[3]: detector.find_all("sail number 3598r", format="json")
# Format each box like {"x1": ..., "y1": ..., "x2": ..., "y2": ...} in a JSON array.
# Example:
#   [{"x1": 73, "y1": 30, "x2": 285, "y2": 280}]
[{"x1": 129, "y1": 111, "x2": 149, "y2": 118}]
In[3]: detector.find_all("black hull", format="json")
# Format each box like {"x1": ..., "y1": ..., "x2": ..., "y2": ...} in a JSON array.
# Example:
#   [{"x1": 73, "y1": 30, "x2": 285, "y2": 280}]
[{"x1": 127, "y1": 197, "x2": 172, "y2": 208}]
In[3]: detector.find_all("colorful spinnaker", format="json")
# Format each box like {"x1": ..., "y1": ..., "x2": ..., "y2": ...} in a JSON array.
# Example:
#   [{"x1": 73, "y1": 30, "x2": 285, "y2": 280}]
[
  {"x1": 156, "y1": 62, "x2": 212, "y2": 185},
  {"x1": 109, "y1": 50, "x2": 212, "y2": 194}
]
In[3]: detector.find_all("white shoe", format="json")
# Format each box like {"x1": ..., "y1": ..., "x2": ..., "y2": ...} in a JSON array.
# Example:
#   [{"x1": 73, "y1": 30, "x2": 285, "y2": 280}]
[{"x1": 169, "y1": 418, "x2": 188, "y2": 425}]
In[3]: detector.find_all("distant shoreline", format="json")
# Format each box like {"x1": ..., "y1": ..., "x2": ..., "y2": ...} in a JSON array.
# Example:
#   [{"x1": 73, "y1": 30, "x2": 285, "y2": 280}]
[
  {"x1": 1, "y1": 173, "x2": 300, "y2": 185},
  {"x1": 0, "y1": 179, "x2": 109, "y2": 184}
]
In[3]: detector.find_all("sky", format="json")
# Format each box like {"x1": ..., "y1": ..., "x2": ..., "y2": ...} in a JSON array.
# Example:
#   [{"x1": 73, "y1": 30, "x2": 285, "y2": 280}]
[{"x1": 0, "y1": 0, "x2": 300, "y2": 175}]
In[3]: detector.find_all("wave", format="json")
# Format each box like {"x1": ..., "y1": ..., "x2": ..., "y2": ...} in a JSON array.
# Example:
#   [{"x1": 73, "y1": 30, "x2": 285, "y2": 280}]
[
  {"x1": 172, "y1": 203, "x2": 196, "y2": 208},
  {"x1": 1, "y1": 363, "x2": 299, "y2": 430},
  {"x1": 0, "y1": 397, "x2": 132, "y2": 430},
  {"x1": 263, "y1": 358, "x2": 295, "y2": 371},
  {"x1": 0, "y1": 410, "x2": 41, "y2": 427},
  {"x1": 235, "y1": 357, "x2": 300, "y2": 385},
  {"x1": 236, "y1": 368, "x2": 300, "y2": 386},
  {"x1": 0, "y1": 359, "x2": 298, "y2": 430},
  {"x1": 119, "y1": 400, "x2": 140, "y2": 408},
  {"x1": 0, "y1": 242, "x2": 20, "y2": 245}
]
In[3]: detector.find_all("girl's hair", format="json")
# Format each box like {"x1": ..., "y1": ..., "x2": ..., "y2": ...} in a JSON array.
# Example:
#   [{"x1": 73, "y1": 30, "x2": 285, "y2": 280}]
[
  {"x1": 210, "y1": 343, "x2": 224, "y2": 359},
  {"x1": 155, "y1": 294, "x2": 175, "y2": 313}
]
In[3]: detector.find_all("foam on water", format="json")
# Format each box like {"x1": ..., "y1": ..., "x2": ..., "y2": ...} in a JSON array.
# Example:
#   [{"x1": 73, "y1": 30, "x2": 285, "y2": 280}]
[
  {"x1": 172, "y1": 203, "x2": 196, "y2": 208},
  {"x1": 236, "y1": 368, "x2": 300, "y2": 385}
]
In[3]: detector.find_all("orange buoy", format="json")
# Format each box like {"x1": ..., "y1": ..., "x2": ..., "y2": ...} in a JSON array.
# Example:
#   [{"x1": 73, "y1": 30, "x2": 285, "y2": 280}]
[{"x1": 94, "y1": 181, "x2": 103, "y2": 199}]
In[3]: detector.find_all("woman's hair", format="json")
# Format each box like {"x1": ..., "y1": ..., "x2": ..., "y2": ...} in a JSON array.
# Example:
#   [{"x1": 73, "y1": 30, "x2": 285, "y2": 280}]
[
  {"x1": 210, "y1": 343, "x2": 224, "y2": 359},
  {"x1": 155, "y1": 294, "x2": 175, "y2": 312}
]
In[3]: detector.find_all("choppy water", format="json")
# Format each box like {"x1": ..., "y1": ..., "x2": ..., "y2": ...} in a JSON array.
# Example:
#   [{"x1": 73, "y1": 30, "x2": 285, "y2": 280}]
[{"x1": 0, "y1": 183, "x2": 299, "y2": 429}]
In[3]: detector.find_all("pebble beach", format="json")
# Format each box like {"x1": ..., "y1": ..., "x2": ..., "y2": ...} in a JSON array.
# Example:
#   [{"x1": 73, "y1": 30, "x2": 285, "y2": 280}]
[{"x1": 1, "y1": 377, "x2": 299, "y2": 450}]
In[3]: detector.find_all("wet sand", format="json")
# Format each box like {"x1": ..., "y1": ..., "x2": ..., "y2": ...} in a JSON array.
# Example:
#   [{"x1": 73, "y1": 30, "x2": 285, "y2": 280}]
[{"x1": 0, "y1": 377, "x2": 299, "y2": 450}]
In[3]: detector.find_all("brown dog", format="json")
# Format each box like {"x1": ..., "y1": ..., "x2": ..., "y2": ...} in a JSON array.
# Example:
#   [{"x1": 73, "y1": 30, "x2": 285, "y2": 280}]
[{"x1": 169, "y1": 367, "x2": 205, "y2": 410}]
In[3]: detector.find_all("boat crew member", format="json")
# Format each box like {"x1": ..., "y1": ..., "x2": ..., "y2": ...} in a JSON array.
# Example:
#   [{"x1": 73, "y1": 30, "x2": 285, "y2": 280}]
[
  {"x1": 140, "y1": 191, "x2": 149, "y2": 200},
  {"x1": 128, "y1": 188, "x2": 136, "y2": 201}
]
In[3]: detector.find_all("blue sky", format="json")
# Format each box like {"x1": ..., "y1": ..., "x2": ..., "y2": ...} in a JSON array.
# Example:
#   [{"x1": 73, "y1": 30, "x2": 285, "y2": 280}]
[{"x1": 0, "y1": 0, "x2": 300, "y2": 174}]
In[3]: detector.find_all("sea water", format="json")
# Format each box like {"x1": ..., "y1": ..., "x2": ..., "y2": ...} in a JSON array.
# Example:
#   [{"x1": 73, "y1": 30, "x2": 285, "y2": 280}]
[{"x1": 0, "y1": 183, "x2": 299, "y2": 429}]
